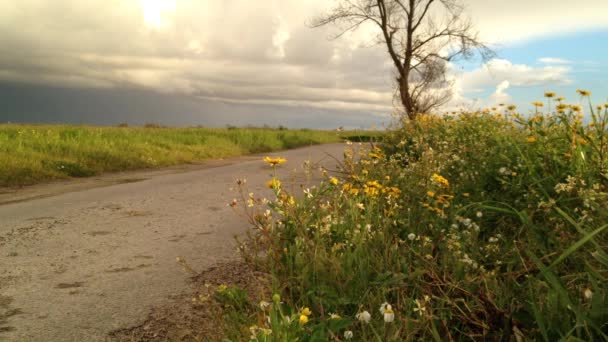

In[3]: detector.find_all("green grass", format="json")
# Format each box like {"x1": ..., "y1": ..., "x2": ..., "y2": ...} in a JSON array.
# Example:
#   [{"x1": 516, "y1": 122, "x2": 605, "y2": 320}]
[
  {"x1": 226, "y1": 96, "x2": 608, "y2": 341},
  {"x1": 0, "y1": 124, "x2": 377, "y2": 187}
]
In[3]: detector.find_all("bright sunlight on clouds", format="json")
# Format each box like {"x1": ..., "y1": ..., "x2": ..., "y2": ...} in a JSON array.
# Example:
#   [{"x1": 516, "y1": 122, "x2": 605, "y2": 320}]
[{"x1": 140, "y1": 0, "x2": 176, "y2": 30}]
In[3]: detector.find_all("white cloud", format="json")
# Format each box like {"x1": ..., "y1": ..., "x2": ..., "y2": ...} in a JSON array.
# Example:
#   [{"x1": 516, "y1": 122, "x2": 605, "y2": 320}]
[
  {"x1": 445, "y1": 58, "x2": 572, "y2": 110},
  {"x1": 538, "y1": 57, "x2": 573, "y2": 65},
  {"x1": 467, "y1": 0, "x2": 608, "y2": 44},
  {"x1": 461, "y1": 59, "x2": 572, "y2": 90},
  {"x1": 491, "y1": 80, "x2": 511, "y2": 104}
]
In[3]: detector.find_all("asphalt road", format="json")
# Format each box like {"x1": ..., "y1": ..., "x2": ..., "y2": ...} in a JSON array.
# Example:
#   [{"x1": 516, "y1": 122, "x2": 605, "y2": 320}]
[{"x1": 0, "y1": 143, "x2": 346, "y2": 341}]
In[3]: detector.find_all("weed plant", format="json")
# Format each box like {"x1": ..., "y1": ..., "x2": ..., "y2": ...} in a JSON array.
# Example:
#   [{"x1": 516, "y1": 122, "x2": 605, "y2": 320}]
[{"x1": 231, "y1": 92, "x2": 608, "y2": 341}]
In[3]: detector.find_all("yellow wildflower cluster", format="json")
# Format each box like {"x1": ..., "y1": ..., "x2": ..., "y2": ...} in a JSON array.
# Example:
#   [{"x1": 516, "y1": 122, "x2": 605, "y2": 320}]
[
  {"x1": 279, "y1": 193, "x2": 296, "y2": 206},
  {"x1": 382, "y1": 186, "x2": 401, "y2": 197},
  {"x1": 363, "y1": 180, "x2": 382, "y2": 197},
  {"x1": 424, "y1": 190, "x2": 453, "y2": 217},
  {"x1": 342, "y1": 182, "x2": 360, "y2": 195},
  {"x1": 299, "y1": 307, "x2": 312, "y2": 325},
  {"x1": 266, "y1": 177, "x2": 281, "y2": 189},
  {"x1": 435, "y1": 194, "x2": 454, "y2": 207},
  {"x1": 368, "y1": 146, "x2": 385, "y2": 160},
  {"x1": 431, "y1": 173, "x2": 449, "y2": 189}
]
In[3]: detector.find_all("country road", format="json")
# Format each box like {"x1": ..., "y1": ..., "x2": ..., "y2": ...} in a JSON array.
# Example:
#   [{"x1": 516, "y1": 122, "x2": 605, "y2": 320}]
[{"x1": 0, "y1": 143, "x2": 347, "y2": 342}]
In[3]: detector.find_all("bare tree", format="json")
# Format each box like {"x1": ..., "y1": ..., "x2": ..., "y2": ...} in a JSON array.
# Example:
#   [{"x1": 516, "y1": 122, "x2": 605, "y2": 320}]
[{"x1": 312, "y1": 0, "x2": 494, "y2": 120}]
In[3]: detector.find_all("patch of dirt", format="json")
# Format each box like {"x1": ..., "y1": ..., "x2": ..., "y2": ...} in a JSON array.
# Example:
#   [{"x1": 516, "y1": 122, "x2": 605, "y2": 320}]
[
  {"x1": 109, "y1": 262, "x2": 270, "y2": 342},
  {"x1": 0, "y1": 295, "x2": 23, "y2": 333},
  {"x1": 106, "y1": 264, "x2": 152, "y2": 273},
  {"x1": 55, "y1": 282, "x2": 85, "y2": 289},
  {"x1": 0, "y1": 218, "x2": 68, "y2": 247}
]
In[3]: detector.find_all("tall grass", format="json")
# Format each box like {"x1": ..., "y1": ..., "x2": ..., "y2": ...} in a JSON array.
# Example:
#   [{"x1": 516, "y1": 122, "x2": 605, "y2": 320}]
[
  {"x1": 0, "y1": 125, "x2": 356, "y2": 187},
  {"x1": 228, "y1": 95, "x2": 608, "y2": 341}
]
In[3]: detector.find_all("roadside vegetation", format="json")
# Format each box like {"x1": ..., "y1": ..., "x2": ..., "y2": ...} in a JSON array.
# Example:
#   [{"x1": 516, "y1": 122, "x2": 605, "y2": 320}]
[
  {"x1": 0, "y1": 125, "x2": 375, "y2": 187},
  {"x1": 216, "y1": 92, "x2": 608, "y2": 341}
]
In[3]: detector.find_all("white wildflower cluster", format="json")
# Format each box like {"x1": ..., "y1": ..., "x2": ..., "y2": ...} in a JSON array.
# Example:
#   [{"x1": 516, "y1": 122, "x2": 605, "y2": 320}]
[
  {"x1": 249, "y1": 325, "x2": 272, "y2": 340},
  {"x1": 460, "y1": 253, "x2": 479, "y2": 269},
  {"x1": 454, "y1": 215, "x2": 480, "y2": 232},
  {"x1": 554, "y1": 175, "x2": 581, "y2": 194},
  {"x1": 356, "y1": 310, "x2": 371, "y2": 323},
  {"x1": 498, "y1": 166, "x2": 511, "y2": 176}
]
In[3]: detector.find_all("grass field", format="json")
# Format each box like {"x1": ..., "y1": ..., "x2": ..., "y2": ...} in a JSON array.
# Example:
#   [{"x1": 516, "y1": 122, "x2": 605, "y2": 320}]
[
  {"x1": 0, "y1": 124, "x2": 376, "y2": 187},
  {"x1": 219, "y1": 95, "x2": 608, "y2": 340}
]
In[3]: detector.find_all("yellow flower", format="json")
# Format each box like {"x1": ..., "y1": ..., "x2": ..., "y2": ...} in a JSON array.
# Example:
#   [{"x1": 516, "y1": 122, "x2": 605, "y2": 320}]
[
  {"x1": 556, "y1": 97, "x2": 565, "y2": 102},
  {"x1": 507, "y1": 105, "x2": 517, "y2": 111},
  {"x1": 544, "y1": 92, "x2": 555, "y2": 98},
  {"x1": 431, "y1": 173, "x2": 449, "y2": 188},
  {"x1": 301, "y1": 307, "x2": 312, "y2": 316},
  {"x1": 384, "y1": 186, "x2": 401, "y2": 196},
  {"x1": 217, "y1": 284, "x2": 228, "y2": 293},
  {"x1": 369, "y1": 152, "x2": 383, "y2": 159},
  {"x1": 604, "y1": 103, "x2": 608, "y2": 108},
  {"x1": 527, "y1": 137, "x2": 537, "y2": 143},
  {"x1": 462, "y1": 193, "x2": 470, "y2": 197},
  {"x1": 266, "y1": 178, "x2": 281, "y2": 189},
  {"x1": 363, "y1": 181, "x2": 383, "y2": 196},
  {"x1": 570, "y1": 105, "x2": 582, "y2": 113},
  {"x1": 577, "y1": 89, "x2": 591, "y2": 97},
  {"x1": 280, "y1": 193, "x2": 295, "y2": 206},
  {"x1": 564, "y1": 153, "x2": 572, "y2": 158},
  {"x1": 329, "y1": 177, "x2": 339, "y2": 185},
  {"x1": 427, "y1": 191, "x2": 435, "y2": 197},
  {"x1": 263, "y1": 156, "x2": 287, "y2": 166},
  {"x1": 532, "y1": 101, "x2": 544, "y2": 107},
  {"x1": 436, "y1": 194, "x2": 454, "y2": 206},
  {"x1": 343, "y1": 183, "x2": 360, "y2": 195},
  {"x1": 299, "y1": 314, "x2": 309, "y2": 325}
]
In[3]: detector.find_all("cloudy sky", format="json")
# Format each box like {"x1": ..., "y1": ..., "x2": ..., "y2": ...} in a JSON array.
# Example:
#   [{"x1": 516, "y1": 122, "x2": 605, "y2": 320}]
[{"x1": 1, "y1": 0, "x2": 607, "y2": 128}]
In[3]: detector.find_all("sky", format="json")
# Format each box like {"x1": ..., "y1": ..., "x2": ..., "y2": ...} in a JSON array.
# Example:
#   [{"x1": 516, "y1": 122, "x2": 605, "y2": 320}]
[{"x1": 1, "y1": 0, "x2": 607, "y2": 129}]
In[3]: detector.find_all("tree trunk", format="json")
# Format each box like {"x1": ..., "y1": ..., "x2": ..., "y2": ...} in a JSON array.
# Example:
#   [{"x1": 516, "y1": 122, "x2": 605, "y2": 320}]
[{"x1": 398, "y1": 76, "x2": 416, "y2": 120}]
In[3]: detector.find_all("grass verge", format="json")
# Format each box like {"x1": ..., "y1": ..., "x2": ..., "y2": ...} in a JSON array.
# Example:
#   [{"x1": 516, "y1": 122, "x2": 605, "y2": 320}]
[{"x1": 0, "y1": 125, "x2": 377, "y2": 187}]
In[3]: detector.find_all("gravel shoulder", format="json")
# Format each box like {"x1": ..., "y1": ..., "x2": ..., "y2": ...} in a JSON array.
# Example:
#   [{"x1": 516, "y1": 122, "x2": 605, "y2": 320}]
[{"x1": 0, "y1": 143, "x2": 346, "y2": 342}]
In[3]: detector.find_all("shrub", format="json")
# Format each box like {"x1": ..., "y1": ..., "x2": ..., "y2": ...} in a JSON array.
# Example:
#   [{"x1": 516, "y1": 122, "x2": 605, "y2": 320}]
[{"x1": 236, "y1": 96, "x2": 608, "y2": 340}]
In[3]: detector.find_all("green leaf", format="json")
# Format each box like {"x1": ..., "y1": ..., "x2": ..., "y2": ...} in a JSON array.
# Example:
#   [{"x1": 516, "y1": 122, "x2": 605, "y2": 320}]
[{"x1": 548, "y1": 224, "x2": 608, "y2": 269}]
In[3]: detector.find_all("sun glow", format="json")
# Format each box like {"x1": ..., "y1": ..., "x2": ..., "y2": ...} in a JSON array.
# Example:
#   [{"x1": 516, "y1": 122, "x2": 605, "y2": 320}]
[{"x1": 140, "y1": 0, "x2": 176, "y2": 30}]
